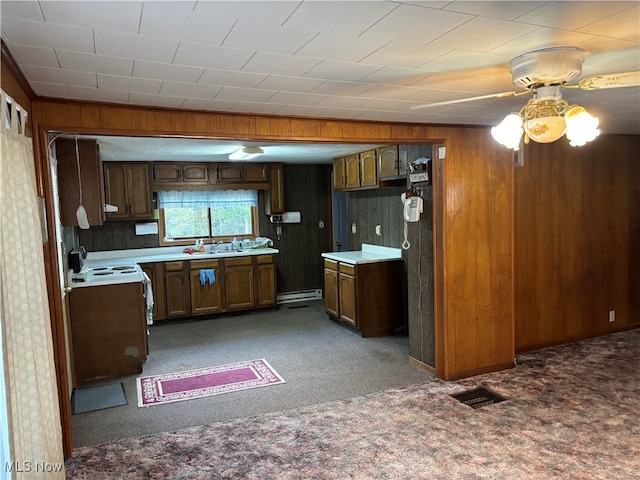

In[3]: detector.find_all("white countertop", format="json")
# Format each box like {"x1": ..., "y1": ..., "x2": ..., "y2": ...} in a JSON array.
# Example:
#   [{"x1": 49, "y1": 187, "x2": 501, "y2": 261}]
[
  {"x1": 87, "y1": 246, "x2": 279, "y2": 265},
  {"x1": 321, "y1": 244, "x2": 402, "y2": 265}
]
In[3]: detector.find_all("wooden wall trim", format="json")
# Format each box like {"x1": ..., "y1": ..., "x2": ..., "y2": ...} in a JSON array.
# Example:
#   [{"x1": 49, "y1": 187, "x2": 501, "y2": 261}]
[{"x1": 1, "y1": 39, "x2": 35, "y2": 105}]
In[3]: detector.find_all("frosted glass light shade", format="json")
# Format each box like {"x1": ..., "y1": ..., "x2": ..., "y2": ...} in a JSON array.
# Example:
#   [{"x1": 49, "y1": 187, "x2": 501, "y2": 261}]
[
  {"x1": 491, "y1": 114, "x2": 524, "y2": 150},
  {"x1": 525, "y1": 116, "x2": 566, "y2": 143},
  {"x1": 564, "y1": 106, "x2": 600, "y2": 147}
]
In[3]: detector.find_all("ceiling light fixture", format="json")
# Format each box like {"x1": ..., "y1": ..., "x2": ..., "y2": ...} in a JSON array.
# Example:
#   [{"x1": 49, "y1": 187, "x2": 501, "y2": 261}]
[
  {"x1": 491, "y1": 85, "x2": 600, "y2": 150},
  {"x1": 229, "y1": 146, "x2": 264, "y2": 160}
]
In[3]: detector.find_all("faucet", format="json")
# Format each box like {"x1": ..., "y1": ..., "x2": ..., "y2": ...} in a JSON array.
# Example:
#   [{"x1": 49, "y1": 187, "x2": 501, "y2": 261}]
[{"x1": 210, "y1": 240, "x2": 224, "y2": 253}]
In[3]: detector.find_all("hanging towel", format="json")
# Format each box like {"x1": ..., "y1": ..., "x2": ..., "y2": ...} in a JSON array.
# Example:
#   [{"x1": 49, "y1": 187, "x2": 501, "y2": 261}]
[
  {"x1": 200, "y1": 269, "x2": 215, "y2": 286},
  {"x1": 142, "y1": 271, "x2": 154, "y2": 325}
]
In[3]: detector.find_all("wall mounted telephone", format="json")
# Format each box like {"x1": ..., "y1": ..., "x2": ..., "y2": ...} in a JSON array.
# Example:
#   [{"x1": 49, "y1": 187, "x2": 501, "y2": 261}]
[{"x1": 401, "y1": 192, "x2": 423, "y2": 223}]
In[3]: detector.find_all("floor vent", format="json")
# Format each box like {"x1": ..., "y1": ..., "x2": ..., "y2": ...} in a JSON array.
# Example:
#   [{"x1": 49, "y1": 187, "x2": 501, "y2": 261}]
[
  {"x1": 451, "y1": 387, "x2": 506, "y2": 409},
  {"x1": 288, "y1": 305, "x2": 309, "y2": 310}
]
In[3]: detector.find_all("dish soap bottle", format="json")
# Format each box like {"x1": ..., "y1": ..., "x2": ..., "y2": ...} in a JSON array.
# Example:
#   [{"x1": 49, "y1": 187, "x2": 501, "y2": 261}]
[{"x1": 231, "y1": 237, "x2": 239, "y2": 251}]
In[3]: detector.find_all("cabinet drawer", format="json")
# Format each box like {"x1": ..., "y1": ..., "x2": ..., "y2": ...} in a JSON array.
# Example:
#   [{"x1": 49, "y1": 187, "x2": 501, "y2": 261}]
[
  {"x1": 190, "y1": 259, "x2": 219, "y2": 269},
  {"x1": 324, "y1": 259, "x2": 338, "y2": 270},
  {"x1": 165, "y1": 261, "x2": 185, "y2": 272},
  {"x1": 339, "y1": 263, "x2": 356, "y2": 275},
  {"x1": 256, "y1": 255, "x2": 274, "y2": 264},
  {"x1": 225, "y1": 257, "x2": 252, "y2": 267}
]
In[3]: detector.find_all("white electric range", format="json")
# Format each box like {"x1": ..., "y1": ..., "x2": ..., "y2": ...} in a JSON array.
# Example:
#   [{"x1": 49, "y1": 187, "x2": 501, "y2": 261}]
[{"x1": 69, "y1": 259, "x2": 146, "y2": 288}]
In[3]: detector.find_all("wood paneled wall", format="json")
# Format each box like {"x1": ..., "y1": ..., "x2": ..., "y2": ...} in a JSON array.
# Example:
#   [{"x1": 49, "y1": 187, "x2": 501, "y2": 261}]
[
  {"x1": 432, "y1": 127, "x2": 515, "y2": 380},
  {"x1": 514, "y1": 135, "x2": 640, "y2": 351},
  {"x1": 258, "y1": 164, "x2": 332, "y2": 294}
]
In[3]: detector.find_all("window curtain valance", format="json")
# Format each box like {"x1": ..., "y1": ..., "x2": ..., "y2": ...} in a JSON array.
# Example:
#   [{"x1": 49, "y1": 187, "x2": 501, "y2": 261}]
[{"x1": 157, "y1": 189, "x2": 258, "y2": 209}]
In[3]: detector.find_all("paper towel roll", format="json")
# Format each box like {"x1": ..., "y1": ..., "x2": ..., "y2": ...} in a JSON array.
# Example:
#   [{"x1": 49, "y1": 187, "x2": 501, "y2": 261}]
[{"x1": 135, "y1": 222, "x2": 159, "y2": 235}]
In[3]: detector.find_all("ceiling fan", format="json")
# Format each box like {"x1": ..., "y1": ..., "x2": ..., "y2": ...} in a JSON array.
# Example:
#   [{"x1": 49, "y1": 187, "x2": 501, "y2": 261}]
[{"x1": 410, "y1": 46, "x2": 640, "y2": 149}]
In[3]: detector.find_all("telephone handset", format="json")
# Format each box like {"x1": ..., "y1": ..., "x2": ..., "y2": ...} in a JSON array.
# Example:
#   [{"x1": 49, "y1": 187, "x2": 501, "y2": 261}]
[{"x1": 401, "y1": 192, "x2": 423, "y2": 223}]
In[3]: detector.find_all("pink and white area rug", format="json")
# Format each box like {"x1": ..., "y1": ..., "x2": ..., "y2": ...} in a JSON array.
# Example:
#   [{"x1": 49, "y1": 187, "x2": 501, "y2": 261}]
[{"x1": 137, "y1": 359, "x2": 285, "y2": 407}]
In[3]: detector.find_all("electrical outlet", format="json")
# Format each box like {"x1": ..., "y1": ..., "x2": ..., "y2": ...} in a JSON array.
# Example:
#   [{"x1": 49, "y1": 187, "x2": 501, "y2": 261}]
[
  {"x1": 609, "y1": 310, "x2": 615, "y2": 322},
  {"x1": 351, "y1": 223, "x2": 357, "y2": 234}
]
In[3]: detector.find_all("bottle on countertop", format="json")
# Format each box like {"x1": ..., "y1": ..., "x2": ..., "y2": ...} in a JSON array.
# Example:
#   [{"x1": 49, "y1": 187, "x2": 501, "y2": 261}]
[{"x1": 231, "y1": 237, "x2": 239, "y2": 251}]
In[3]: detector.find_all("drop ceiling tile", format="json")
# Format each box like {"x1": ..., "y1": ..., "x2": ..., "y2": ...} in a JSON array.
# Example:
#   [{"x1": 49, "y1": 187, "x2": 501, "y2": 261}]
[
  {"x1": 214, "y1": 86, "x2": 277, "y2": 103},
  {"x1": 57, "y1": 50, "x2": 133, "y2": 76},
  {"x1": 199, "y1": 69, "x2": 268, "y2": 89},
  {"x1": 295, "y1": 32, "x2": 389, "y2": 63},
  {"x1": 28, "y1": 81, "x2": 69, "y2": 98},
  {"x1": 419, "y1": 50, "x2": 512, "y2": 75},
  {"x1": 1, "y1": 18, "x2": 94, "y2": 53},
  {"x1": 516, "y1": 1, "x2": 635, "y2": 30},
  {"x1": 284, "y1": 1, "x2": 397, "y2": 35},
  {"x1": 256, "y1": 75, "x2": 324, "y2": 93},
  {"x1": 67, "y1": 85, "x2": 130, "y2": 103},
  {"x1": 313, "y1": 95, "x2": 374, "y2": 109},
  {"x1": 1, "y1": 1, "x2": 44, "y2": 21},
  {"x1": 128, "y1": 93, "x2": 186, "y2": 109},
  {"x1": 304, "y1": 60, "x2": 381, "y2": 82},
  {"x1": 359, "y1": 66, "x2": 432, "y2": 87},
  {"x1": 97, "y1": 74, "x2": 161, "y2": 95},
  {"x1": 133, "y1": 60, "x2": 204, "y2": 83},
  {"x1": 425, "y1": 17, "x2": 539, "y2": 53},
  {"x1": 359, "y1": 3, "x2": 472, "y2": 44},
  {"x1": 40, "y1": 1, "x2": 142, "y2": 34},
  {"x1": 578, "y1": 5, "x2": 640, "y2": 43},
  {"x1": 223, "y1": 21, "x2": 317, "y2": 55},
  {"x1": 173, "y1": 42, "x2": 254, "y2": 71},
  {"x1": 359, "y1": 41, "x2": 450, "y2": 69},
  {"x1": 95, "y1": 29, "x2": 179, "y2": 63},
  {"x1": 182, "y1": 98, "x2": 238, "y2": 111},
  {"x1": 194, "y1": 1, "x2": 299, "y2": 26},
  {"x1": 356, "y1": 98, "x2": 415, "y2": 113},
  {"x1": 22, "y1": 65, "x2": 97, "y2": 87},
  {"x1": 489, "y1": 28, "x2": 598, "y2": 57},
  {"x1": 581, "y1": 47, "x2": 640, "y2": 73},
  {"x1": 356, "y1": 84, "x2": 421, "y2": 100},
  {"x1": 443, "y1": 1, "x2": 543, "y2": 20},
  {"x1": 275, "y1": 104, "x2": 332, "y2": 117},
  {"x1": 7, "y1": 44, "x2": 59, "y2": 68},
  {"x1": 265, "y1": 91, "x2": 327, "y2": 106},
  {"x1": 159, "y1": 81, "x2": 222, "y2": 99},
  {"x1": 242, "y1": 52, "x2": 322, "y2": 76},
  {"x1": 140, "y1": 1, "x2": 233, "y2": 46},
  {"x1": 310, "y1": 80, "x2": 377, "y2": 96}
]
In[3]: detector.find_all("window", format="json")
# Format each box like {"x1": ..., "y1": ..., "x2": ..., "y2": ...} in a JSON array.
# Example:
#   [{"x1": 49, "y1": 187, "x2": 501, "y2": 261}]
[{"x1": 158, "y1": 190, "x2": 258, "y2": 243}]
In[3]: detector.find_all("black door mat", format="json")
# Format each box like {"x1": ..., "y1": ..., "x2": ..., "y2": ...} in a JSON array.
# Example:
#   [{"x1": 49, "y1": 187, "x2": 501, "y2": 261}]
[
  {"x1": 72, "y1": 382, "x2": 128, "y2": 414},
  {"x1": 451, "y1": 386, "x2": 506, "y2": 409}
]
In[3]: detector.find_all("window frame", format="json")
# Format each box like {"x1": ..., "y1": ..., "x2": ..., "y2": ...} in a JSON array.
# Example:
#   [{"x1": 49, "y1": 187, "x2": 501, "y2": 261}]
[{"x1": 158, "y1": 205, "x2": 259, "y2": 247}]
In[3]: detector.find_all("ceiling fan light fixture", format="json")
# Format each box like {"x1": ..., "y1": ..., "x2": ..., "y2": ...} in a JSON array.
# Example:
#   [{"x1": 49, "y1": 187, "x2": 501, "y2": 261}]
[
  {"x1": 491, "y1": 113, "x2": 524, "y2": 150},
  {"x1": 525, "y1": 115, "x2": 566, "y2": 144},
  {"x1": 229, "y1": 146, "x2": 264, "y2": 160}
]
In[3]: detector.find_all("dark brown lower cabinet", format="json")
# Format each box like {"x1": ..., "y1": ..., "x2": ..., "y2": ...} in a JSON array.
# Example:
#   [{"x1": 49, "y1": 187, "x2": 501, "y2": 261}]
[
  {"x1": 69, "y1": 282, "x2": 147, "y2": 383},
  {"x1": 140, "y1": 262, "x2": 166, "y2": 321},
  {"x1": 323, "y1": 258, "x2": 403, "y2": 337},
  {"x1": 224, "y1": 257, "x2": 255, "y2": 311},
  {"x1": 189, "y1": 259, "x2": 222, "y2": 315},
  {"x1": 255, "y1": 255, "x2": 277, "y2": 307},
  {"x1": 164, "y1": 261, "x2": 189, "y2": 317}
]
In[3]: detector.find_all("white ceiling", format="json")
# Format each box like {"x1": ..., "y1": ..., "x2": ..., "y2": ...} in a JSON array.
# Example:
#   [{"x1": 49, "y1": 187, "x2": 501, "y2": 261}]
[{"x1": 2, "y1": 1, "x2": 639, "y2": 163}]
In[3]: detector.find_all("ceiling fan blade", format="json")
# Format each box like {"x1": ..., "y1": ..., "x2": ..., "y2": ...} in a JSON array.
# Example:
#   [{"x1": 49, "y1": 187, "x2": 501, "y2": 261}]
[
  {"x1": 577, "y1": 71, "x2": 640, "y2": 90},
  {"x1": 409, "y1": 90, "x2": 523, "y2": 110}
]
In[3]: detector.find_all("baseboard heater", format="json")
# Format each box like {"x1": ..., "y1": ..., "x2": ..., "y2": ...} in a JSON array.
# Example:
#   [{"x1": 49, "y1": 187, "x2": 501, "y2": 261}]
[{"x1": 277, "y1": 289, "x2": 323, "y2": 304}]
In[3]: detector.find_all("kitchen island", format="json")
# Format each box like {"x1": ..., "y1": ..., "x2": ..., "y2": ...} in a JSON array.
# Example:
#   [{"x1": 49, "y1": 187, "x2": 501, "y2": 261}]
[{"x1": 321, "y1": 244, "x2": 403, "y2": 337}]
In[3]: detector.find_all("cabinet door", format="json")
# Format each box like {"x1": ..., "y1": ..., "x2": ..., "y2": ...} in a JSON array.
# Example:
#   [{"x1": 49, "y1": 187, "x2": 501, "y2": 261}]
[
  {"x1": 377, "y1": 145, "x2": 400, "y2": 179},
  {"x1": 225, "y1": 263, "x2": 254, "y2": 311},
  {"x1": 344, "y1": 154, "x2": 360, "y2": 189},
  {"x1": 152, "y1": 163, "x2": 181, "y2": 184},
  {"x1": 217, "y1": 164, "x2": 243, "y2": 182},
  {"x1": 265, "y1": 163, "x2": 285, "y2": 215},
  {"x1": 140, "y1": 263, "x2": 166, "y2": 321},
  {"x1": 104, "y1": 163, "x2": 129, "y2": 219},
  {"x1": 182, "y1": 164, "x2": 209, "y2": 184},
  {"x1": 243, "y1": 163, "x2": 268, "y2": 182},
  {"x1": 127, "y1": 163, "x2": 152, "y2": 218},
  {"x1": 338, "y1": 273, "x2": 356, "y2": 327},
  {"x1": 333, "y1": 157, "x2": 346, "y2": 190},
  {"x1": 255, "y1": 263, "x2": 276, "y2": 307},
  {"x1": 165, "y1": 269, "x2": 189, "y2": 317},
  {"x1": 359, "y1": 149, "x2": 377, "y2": 187},
  {"x1": 190, "y1": 269, "x2": 222, "y2": 315},
  {"x1": 56, "y1": 139, "x2": 105, "y2": 227},
  {"x1": 324, "y1": 267, "x2": 339, "y2": 317}
]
